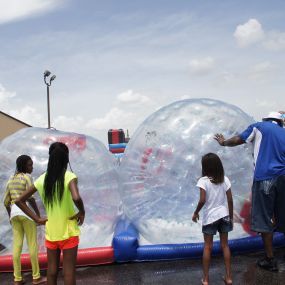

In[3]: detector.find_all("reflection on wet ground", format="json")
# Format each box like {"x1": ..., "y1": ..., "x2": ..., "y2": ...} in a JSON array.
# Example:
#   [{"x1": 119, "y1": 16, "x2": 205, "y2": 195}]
[{"x1": 1, "y1": 248, "x2": 285, "y2": 284}]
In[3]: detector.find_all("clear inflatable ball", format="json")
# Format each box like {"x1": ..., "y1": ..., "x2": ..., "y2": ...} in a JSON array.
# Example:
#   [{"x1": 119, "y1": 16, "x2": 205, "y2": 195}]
[
  {"x1": 0, "y1": 127, "x2": 121, "y2": 254},
  {"x1": 119, "y1": 98, "x2": 255, "y2": 244}
]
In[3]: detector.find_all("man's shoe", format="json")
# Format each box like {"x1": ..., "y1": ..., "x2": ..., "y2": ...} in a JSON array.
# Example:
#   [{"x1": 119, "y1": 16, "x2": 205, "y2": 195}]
[{"x1": 257, "y1": 257, "x2": 278, "y2": 272}]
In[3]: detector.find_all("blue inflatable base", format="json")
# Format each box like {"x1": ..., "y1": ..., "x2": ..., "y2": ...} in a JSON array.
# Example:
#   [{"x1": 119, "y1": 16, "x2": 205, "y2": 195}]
[
  {"x1": 136, "y1": 233, "x2": 285, "y2": 261},
  {"x1": 113, "y1": 218, "x2": 285, "y2": 262}
]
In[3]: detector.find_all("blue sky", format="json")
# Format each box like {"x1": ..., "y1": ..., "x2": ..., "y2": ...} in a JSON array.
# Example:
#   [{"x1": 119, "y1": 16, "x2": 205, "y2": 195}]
[{"x1": 0, "y1": 0, "x2": 284, "y2": 144}]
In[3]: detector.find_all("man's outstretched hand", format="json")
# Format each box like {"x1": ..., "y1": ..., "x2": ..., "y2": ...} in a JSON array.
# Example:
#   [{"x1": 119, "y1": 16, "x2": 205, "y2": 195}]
[{"x1": 214, "y1": 133, "x2": 225, "y2": 146}]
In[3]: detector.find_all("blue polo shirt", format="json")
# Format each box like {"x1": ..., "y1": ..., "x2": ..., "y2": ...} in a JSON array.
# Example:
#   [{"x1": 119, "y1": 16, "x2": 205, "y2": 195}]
[{"x1": 239, "y1": 120, "x2": 285, "y2": 181}]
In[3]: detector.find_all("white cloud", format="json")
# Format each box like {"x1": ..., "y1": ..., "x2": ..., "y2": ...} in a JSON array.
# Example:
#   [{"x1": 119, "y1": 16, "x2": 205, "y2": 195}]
[
  {"x1": 9, "y1": 105, "x2": 45, "y2": 126},
  {"x1": 256, "y1": 99, "x2": 275, "y2": 107},
  {"x1": 248, "y1": 61, "x2": 274, "y2": 80},
  {"x1": 180, "y1": 95, "x2": 191, "y2": 100},
  {"x1": 255, "y1": 99, "x2": 280, "y2": 117},
  {"x1": 86, "y1": 107, "x2": 134, "y2": 130},
  {"x1": 0, "y1": 81, "x2": 157, "y2": 144},
  {"x1": 0, "y1": 84, "x2": 15, "y2": 105},
  {"x1": 263, "y1": 31, "x2": 285, "y2": 51},
  {"x1": 53, "y1": 115, "x2": 85, "y2": 133},
  {"x1": 251, "y1": 61, "x2": 273, "y2": 73},
  {"x1": 189, "y1": 57, "x2": 215, "y2": 75},
  {"x1": 0, "y1": 83, "x2": 45, "y2": 126},
  {"x1": 117, "y1": 89, "x2": 150, "y2": 104},
  {"x1": 234, "y1": 19, "x2": 264, "y2": 48},
  {"x1": 219, "y1": 71, "x2": 236, "y2": 83},
  {"x1": 0, "y1": 0, "x2": 65, "y2": 24},
  {"x1": 212, "y1": 71, "x2": 238, "y2": 88}
]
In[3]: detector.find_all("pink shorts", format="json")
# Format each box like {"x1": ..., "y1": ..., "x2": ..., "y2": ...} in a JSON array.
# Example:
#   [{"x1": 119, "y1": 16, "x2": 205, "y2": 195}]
[{"x1": 45, "y1": 236, "x2": 79, "y2": 250}]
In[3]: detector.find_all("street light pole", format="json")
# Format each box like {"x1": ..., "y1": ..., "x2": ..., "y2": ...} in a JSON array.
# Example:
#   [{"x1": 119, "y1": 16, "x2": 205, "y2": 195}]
[
  {"x1": 46, "y1": 84, "x2": 51, "y2": 128},
  {"x1": 44, "y1": 70, "x2": 56, "y2": 129}
]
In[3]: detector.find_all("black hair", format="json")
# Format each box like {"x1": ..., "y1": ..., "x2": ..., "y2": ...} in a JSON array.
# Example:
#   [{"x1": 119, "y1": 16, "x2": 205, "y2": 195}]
[
  {"x1": 43, "y1": 142, "x2": 69, "y2": 208},
  {"x1": 16, "y1": 155, "x2": 32, "y2": 173},
  {"x1": 201, "y1": 153, "x2": 224, "y2": 184}
]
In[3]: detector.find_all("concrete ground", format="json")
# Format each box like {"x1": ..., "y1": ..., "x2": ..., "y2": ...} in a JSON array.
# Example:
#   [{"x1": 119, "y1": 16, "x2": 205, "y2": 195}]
[{"x1": 1, "y1": 248, "x2": 285, "y2": 284}]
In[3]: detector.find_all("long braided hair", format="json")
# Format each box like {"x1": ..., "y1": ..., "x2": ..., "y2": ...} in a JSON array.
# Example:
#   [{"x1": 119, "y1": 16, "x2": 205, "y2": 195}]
[{"x1": 43, "y1": 142, "x2": 69, "y2": 207}]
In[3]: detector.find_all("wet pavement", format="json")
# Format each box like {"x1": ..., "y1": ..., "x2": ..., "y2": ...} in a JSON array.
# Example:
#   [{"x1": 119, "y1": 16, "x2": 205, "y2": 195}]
[{"x1": 1, "y1": 248, "x2": 285, "y2": 284}]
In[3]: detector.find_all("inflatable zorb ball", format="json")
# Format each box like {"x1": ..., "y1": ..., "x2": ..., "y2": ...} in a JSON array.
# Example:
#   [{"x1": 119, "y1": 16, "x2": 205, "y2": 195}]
[
  {"x1": 119, "y1": 98, "x2": 255, "y2": 244},
  {"x1": 0, "y1": 127, "x2": 121, "y2": 254}
]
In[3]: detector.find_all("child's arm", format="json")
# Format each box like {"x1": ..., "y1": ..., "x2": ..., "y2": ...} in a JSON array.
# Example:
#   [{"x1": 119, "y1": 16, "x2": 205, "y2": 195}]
[
  {"x1": 25, "y1": 174, "x2": 41, "y2": 217},
  {"x1": 3, "y1": 185, "x2": 11, "y2": 220},
  {"x1": 27, "y1": 197, "x2": 41, "y2": 217},
  {"x1": 68, "y1": 178, "x2": 85, "y2": 226},
  {"x1": 226, "y1": 188, "x2": 233, "y2": 221},
  {"x1": 192, "y1": 188, "x2": 206, "y2": 222},
  {"x1": 15, "y1": 185, "x2": 47, "y2": 225}
]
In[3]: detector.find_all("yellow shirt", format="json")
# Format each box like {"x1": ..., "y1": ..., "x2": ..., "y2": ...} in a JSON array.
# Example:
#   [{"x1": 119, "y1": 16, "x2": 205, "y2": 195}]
[
  {"x1": 34, "y1": 171, "x2": 80, "y2": 241},
  {"x1": 3, "y1": 173, "x2": 34, "y2": 220},
  {"x1": 4, "y1": 173, "x2": 33, "y2": 207}
]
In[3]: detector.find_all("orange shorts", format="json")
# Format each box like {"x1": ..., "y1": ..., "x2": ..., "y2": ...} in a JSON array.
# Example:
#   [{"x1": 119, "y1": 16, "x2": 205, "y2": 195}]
[{"x1": 45, "y1": 236, "x2": 79, "y2": 250}]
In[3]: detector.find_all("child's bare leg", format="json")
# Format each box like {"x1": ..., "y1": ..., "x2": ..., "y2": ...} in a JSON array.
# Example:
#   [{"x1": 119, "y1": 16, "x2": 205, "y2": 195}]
[
  {"x1": 62, "y1": 246, "x2": 78, "y2": 285},
  {"x1": 47, "y1": 248, "x2": 60, "y2": 285},
  {"x1": 202, "y1": 233, "x2": 213, "y2": 284},
  {"x1": 219, "y1": 232, "x2": 232, "y2": 284}
]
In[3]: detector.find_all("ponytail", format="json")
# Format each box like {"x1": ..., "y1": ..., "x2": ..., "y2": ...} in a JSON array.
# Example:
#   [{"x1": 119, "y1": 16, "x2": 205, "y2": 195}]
[{"x1": 43, "y1": 142, "x2": 69, "y2": 207}]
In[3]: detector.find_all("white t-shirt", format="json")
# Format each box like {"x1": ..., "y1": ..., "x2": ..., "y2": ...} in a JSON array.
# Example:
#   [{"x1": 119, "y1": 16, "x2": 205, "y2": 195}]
[{"x1": 196, "y1": 176, "x2": 231, "y2": 226}]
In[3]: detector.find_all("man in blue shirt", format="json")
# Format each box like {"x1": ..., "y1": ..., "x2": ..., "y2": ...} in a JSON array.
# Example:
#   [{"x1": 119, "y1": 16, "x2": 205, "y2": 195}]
[{"x1": 214, "y1": 111, "x2": 285, "y2": 272}]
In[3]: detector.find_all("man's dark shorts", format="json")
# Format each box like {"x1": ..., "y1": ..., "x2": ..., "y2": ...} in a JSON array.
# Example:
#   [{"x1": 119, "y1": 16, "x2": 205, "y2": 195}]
[
  {"x1": 251, "y1": 175, "x2": 285, "y2": 233},
  {"x1": 202, "y1": 216, "x2": 233, "y2": 235},
  {"x1": 275, "y1": 175, "x2": 285, "y2": 232}
]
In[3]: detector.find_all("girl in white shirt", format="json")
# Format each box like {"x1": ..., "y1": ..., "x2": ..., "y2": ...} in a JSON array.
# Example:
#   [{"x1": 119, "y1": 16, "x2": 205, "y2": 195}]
[{"x1": 192, "y1": 153, "x2": 233, "y2": 285}]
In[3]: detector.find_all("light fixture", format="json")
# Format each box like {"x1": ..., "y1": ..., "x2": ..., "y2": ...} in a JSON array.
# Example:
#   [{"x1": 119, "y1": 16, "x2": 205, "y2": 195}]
[{"x1": 43, "y1": 70, "x2": 56, "y2": 128}]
